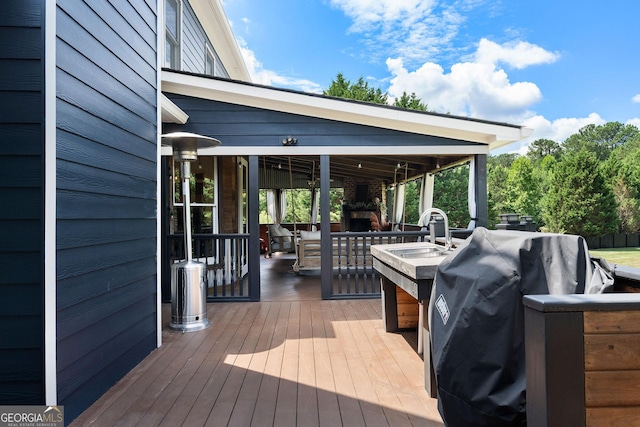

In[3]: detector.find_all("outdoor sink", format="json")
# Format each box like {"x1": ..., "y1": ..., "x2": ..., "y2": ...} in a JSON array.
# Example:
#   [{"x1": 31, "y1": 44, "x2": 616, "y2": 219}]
[
  {"x1": 388, "y1": 247, "x2": 450, "y2": 258},
  {"x1": 371, "y1": 242, "x2": 455, "y2": 283}
]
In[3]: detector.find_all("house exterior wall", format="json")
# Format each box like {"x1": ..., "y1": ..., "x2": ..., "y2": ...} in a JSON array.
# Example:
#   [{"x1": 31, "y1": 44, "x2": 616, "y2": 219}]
[
  {"x1": 182, "y1": 0, "x2": 228, "y2": 78},
  {"x1": 0, "y1": 0, "x2": 46, "y2": 405},
  {"x1": 55, "y1": 0, "x2": 158, "y2": 421}
]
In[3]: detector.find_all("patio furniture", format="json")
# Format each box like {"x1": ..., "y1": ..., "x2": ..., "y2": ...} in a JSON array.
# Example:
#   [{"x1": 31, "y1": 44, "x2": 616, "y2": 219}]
[
  {"x1": 295, "y1": 230, "x2": 352, "y2": 271},
  {"x1": 295, "y1": 231, "x2": 372, "y2": 271},
  {"x1": 266, "y1": 224, "x2": 295, "y2": 256}
]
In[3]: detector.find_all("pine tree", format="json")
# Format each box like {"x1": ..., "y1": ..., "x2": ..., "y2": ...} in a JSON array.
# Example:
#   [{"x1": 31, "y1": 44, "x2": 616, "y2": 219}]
[{"x1": 542, "y1": 150, "x2": 618, "y2": 236}]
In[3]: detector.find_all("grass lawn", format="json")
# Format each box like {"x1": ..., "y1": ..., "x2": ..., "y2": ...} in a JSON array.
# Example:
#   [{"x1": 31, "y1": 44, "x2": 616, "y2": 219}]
[{"x1": 590, "y1": 247, "x2": 640, "y2": 268}]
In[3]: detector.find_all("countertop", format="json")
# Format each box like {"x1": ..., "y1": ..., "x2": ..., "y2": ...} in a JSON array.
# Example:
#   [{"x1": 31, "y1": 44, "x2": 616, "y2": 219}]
[
  {"x1": 371, "y1": 242, "x2": 454, "y2": 300},
  {"x1": 370, "y1": 242, "x2": 452, "y2": 280}
]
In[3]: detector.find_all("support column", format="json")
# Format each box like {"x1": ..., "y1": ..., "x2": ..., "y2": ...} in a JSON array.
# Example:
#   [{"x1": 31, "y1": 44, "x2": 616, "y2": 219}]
[
  {"x1": 475, "y1": 154, "x2": 488, "y2": 228},
  {"x1": 320, "y1": 155, "x2": 331, "y2": 300},
  {"x1": 248, "y1": 155, "x2": 260, "y2": 301}
]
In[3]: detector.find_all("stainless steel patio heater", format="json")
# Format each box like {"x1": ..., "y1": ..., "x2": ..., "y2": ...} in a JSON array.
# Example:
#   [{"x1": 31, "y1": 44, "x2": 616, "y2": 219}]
[{"x1": 162, "y1": 132, "x2": 220, "y2": 332}]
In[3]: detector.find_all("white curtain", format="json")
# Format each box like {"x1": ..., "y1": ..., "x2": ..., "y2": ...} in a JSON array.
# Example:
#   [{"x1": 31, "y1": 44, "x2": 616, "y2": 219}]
[
  {"x1": 266, "y1": 190, "x2": 277, "y2": 223},
  {"x1": 310, "y1": 189, "x2": 319, "y2": 231},
  {"x1": 266, "y1": 189, "x2": 287, "y2": 224},
  {"x1": 393, "y1": 183, "x2": 406, "y2": 230},
  {"x1": 467, "y1": 158, "x2": 477, "y2": 229},
  {"x1": 418, "y1": 173, "x2": 435, "y2": 215},
  {"x1": 279, "y1": 190, "x2": 287, "y2": 223}
]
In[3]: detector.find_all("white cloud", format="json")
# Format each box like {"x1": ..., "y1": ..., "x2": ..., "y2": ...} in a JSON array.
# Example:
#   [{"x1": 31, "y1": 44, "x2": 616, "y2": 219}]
[
  {"x1": 329, "y1": 0, "x2": 476, "y2": 65},
  {"x1": 236, "y1": 38, "x2": 323, "y2": 93},
  {"x1": 633, "y1": 94, "x2": 640, "y2": 103},
  {"x1": 627, "y1": 117, "x2": 640, "y2": 128},
  {"x1": 492, "y1": 113, "x2": 607, "y2": 155},
  {"x1": 329, "y1": 0, "x2": 436, "y2": 30},
  {"x1": 475, "y1": 38, "x2": 560, "y2": 69},
  {"x1": 386, "y1": 38, "x2": 558, "y2": 123},
  {"x1": 522, "y1": 113, "x2": 606, "y2": 142}
]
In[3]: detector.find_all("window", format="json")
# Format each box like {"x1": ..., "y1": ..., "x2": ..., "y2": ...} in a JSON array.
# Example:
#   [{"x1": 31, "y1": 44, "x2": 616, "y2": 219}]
[
  {"x1": 172, "y1": 156, "x2": 218, "y2": 234},
  {"x1": 205, "y1": 45, "x2": 215, "y2": 76},
  {"x1": 165, "y1": 0, "x2": 180, "y2": 68}
]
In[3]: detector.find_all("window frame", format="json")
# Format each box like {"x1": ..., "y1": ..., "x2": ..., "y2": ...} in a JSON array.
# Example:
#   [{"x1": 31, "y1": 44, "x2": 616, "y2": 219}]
[
  {"x1": 165, "y1": 0, "x2": 182, "y2": 69},
  {"x1": 171, "y1": 156, "x2": 219, "y2": 234},
  {"x1": 205, "y1": 44, "x2": 216, "y2": 76}
]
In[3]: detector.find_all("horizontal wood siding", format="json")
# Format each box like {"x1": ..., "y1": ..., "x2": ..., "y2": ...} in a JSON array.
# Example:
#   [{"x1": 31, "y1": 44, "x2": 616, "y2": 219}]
[
  {"x1": 164, "y1": 94, "x2": 479, "y2": 147},
  {"x1": 584, "y1": 310, "x2": 640, "y2": 425},
  {"x1": 181, "y1": 0, "x2": 230, "y2": 78},
  {"x1": 55, "y1": 0, "x2": 158, "y2": 422},
  {"x1": 181, "y1": 0, "x2": 206, "y2": 74},
  {"x1": 0, "y1": 0, "x2": 45, "y2": 404}
]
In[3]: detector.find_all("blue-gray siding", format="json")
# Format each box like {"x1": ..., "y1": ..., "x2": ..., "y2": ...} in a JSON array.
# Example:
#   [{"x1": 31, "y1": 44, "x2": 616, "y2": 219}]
[
  {"x1": 56, "y1": 0, "x2": 158, "y2": 421},
  {"x1": 163, "y1": 92, "x2": 482, "y2": 147},
  {"x1": 0, "y1": 0, "x2": 45, "y2": 405},
  {"x1": 181, "y1": 0, "x2": 229, "y2": 78}
]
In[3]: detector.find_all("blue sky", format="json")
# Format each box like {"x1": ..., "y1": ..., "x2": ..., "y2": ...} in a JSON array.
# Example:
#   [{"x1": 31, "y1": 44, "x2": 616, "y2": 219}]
[{"x1": 222, "y1": 0, "x2": 640, "y2": 154}]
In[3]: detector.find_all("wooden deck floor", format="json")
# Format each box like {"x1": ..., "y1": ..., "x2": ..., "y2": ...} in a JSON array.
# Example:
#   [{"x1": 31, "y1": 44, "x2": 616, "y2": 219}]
[{"x1": 70, "y1": 255, "x2": 443, "y2": 426}]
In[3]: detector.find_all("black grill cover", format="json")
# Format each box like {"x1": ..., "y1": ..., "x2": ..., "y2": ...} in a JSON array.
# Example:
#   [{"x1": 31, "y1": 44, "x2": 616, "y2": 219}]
[{"x1": 429, "y1": 227, "x2": 613, "y2": 426}]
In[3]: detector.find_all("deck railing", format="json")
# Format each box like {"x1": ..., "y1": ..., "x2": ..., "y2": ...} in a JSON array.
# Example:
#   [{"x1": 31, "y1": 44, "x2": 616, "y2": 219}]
[
  {"x1": 167, "y1": 233, "x2": 250, "y2": 301},
  {"x1": 165, "y1": 230, "x2": 432, "y2": 301},
  {"x1": 330, "y1": 231, "x2": 430, "y2": 298}
]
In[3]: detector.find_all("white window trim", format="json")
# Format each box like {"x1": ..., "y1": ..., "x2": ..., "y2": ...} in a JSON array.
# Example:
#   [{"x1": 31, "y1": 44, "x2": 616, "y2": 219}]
[
  {"x1": 205, "y1": 44, "x2": 216, "y2": 76},
  {"x1": 164, "y1": 0, "x2": 182, "y2": 69},
  {"x1": 172, "y1": 157, "x2": 219, "y2": 234}
]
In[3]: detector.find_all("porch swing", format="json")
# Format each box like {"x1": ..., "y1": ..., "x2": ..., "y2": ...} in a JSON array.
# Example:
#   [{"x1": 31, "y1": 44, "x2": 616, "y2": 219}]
[
  {"x1": 263, "y1": 155, "x2": 300, "y2": 258},
  {"x1": 291, "y1": 158, "x2": 345, "y2": 272}
]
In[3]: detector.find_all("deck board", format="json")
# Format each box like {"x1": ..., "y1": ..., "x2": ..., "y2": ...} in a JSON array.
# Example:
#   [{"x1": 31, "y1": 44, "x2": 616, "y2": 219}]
[{"x1": 70, "y1": 255, "x2": 443, "y2": 426}]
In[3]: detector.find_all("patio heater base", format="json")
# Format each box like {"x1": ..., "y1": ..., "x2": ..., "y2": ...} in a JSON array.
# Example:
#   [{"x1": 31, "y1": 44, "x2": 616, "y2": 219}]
[{"x1": 169, "y1": 260, "x2": 210, "y2": 332}]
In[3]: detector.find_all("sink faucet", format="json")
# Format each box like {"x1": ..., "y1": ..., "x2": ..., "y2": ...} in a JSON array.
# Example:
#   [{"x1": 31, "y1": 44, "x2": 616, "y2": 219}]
[{"x1": 418, "y1": 208, "x2": 451, "y2": 251}]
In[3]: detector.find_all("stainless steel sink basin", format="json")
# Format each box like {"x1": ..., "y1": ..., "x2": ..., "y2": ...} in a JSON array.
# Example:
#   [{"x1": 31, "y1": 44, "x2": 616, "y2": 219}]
[{"x1": 388, "y1": 247, "x2": 450, "y2": 258}]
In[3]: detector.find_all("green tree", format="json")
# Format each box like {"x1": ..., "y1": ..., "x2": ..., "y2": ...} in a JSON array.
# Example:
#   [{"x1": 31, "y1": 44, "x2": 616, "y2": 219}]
[
  {"x1": 506, "y1": 156, "x2": 543, "y2": 224},
  {"x1": 403, "y1": 179, "x2": 421, "y2": 224},
  {"x1": 433, "y1": 166, "x2": 471, "y2": 228},
  {"x1": 611, "y1": 177, "x2": 640, "y2": 233},
  {"x1": 324, "y1": 73, "x2": 388, "y2": 104},
  {"x1": 601, "y1": 136, "x2": 640, "y2": 232},
  {"x1": 563, "y1": 122, "x2": 639, "y2": 161},
  {"x1": 527, "y1": 138, "x2": 562, "y2": 162},
  {"x1": 541, "y1": 150, "x2": 618, "y2": 237},
  {"x1": 487, "y1": 153, "x2": 521, "y2": 227},
  {"x1": 393, "y1": 91, "x2": 428, "y2": 111},
  {"x1": 488, "y1": 153, "x2": 520, "y2": 169},
  {"x1": 534, "y1": 154, "x2": 557, "y2": 201}
]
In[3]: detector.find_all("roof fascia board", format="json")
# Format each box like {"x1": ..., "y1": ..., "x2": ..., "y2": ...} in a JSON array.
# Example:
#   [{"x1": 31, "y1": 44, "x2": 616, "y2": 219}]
[
  {"x1": 161, "y1": 144, "x2": 489, "y2": 157},
  {"x1": 162, "y1": 71, "x2": 531, "y2": 147},
  {"x1": 189, "y1": 0, "x2": 251, "y2": 82},
  {"x1": 161, "y1": 93, "x2": 189, "y2": 124}
]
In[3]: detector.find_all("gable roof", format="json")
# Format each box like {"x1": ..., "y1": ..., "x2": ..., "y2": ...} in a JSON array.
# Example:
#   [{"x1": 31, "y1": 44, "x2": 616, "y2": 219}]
[{"x1": 189, "y1": 0, "x2": 251, "y2": 82}]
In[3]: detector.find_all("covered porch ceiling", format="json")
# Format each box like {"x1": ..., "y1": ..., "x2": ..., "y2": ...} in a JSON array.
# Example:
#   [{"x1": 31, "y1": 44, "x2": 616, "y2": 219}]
[{"x1": 259, "y1": 154, "x2": 468, "y2": 185}]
